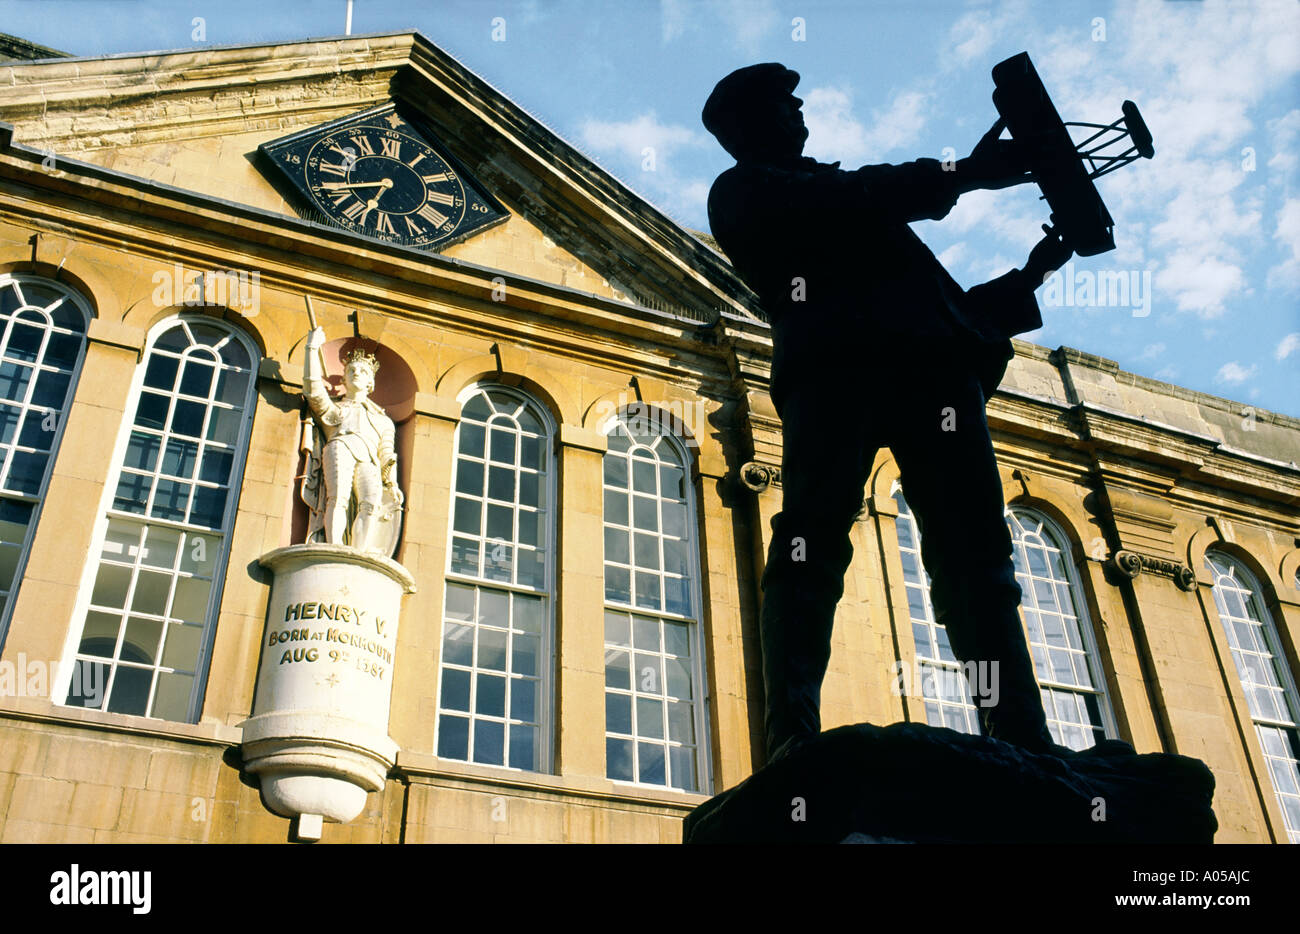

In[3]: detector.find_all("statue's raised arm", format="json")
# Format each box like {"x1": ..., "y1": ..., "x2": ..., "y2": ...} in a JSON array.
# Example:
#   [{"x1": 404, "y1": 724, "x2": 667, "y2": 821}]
[{"x1": 299, "y1": 324, "x2": 402, "y2": 556}]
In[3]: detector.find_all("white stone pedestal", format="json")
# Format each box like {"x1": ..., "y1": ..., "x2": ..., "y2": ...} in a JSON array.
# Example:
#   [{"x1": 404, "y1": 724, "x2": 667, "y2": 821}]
[{"x1": 240, "y1": 544, "x2": 415, "y2": 829}]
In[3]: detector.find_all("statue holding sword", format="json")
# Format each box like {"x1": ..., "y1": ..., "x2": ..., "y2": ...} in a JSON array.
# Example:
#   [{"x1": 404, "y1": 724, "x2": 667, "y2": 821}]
[{"x1": 299, "y1": 297, "x2": 403, "y2": 557}]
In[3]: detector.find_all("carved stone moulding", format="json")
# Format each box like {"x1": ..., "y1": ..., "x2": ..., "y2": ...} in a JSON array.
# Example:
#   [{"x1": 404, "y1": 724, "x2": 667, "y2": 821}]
[
  {"x1": 739, "y1": 461, "x2": 781, "y2": 492},
  {"x1": 1110, "y1": 548, "x2": 1196, "y2": 591},
  {"x1": 240, "y1": 543, "x2": 415, "y2": 839}
]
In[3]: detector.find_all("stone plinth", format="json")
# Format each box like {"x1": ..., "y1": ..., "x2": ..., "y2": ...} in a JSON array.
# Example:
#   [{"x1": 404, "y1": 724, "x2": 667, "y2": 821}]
[
  {"x1": 683, "y1": 722, "x2": 1217, "y2": 844},
  {"x1": 240, "y1": 544, "x2": 415, "y2": 829}
]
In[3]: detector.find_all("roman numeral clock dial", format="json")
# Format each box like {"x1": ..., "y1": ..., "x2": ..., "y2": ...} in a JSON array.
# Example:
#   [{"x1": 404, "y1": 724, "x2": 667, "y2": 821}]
[{"x1": 259, "y1": 105, "x2": 508, "y2": 251}]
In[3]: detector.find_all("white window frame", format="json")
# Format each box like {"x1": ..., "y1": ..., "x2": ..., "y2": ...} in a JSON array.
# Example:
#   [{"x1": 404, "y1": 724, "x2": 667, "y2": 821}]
[
  {"x1": 53, "y1": 314, "x2": 259, "y2": 722},
  {"x1": 0, "y1": 274, "x2": 91, "y2": 647},
  {"x1": 1007, "y1": 505, "x2": 1117, "y2": 749},
  {"x1": 1205, "y1": 551, "x2": 1300, "y2": 843},
  {"x1": 600, "y1": 411, "x2": 712, "y2": 795},
  {"x1": 433, "y1": 383, "x2": 557, "y2": 773}
]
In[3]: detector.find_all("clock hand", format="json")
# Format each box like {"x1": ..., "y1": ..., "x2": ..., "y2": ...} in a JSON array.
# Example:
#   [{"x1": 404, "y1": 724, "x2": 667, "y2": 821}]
[
  {"x1": 358, "y1": 179, "x2": 394, "y2": 226},
  {"x1": 320, "y1": 180, "x2": 389, "y2": 192}
]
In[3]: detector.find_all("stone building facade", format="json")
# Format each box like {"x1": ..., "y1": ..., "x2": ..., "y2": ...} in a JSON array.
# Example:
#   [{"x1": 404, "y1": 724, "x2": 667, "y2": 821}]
[{"x1": 0, "y1": 32, "x2": 1295, "y2": 843}]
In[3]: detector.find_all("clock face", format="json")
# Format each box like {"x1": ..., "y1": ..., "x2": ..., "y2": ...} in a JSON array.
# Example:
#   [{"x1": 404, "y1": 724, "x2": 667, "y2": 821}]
[{"x1": 260, "y1": 106, "x2": 508, "y2": 251}]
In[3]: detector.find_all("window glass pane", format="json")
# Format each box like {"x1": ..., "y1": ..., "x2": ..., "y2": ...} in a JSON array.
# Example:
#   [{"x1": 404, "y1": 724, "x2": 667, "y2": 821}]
[
  {"x1": 123, "y1": 616, "x2": 164, "y2": 663},
  {"x1": 161, "y1": 623, "x2": 204, "y2": 669},
  {"x1": 474, "y1": 720, "x2": 504, "y2": 765},
  {"x1": 124, "y1": 432, "x2": 161, "y2": 472},
  {"x1": 215, "y1": 368, "x2": 250, "y2": 405},
  {"x1": 606, "y1": 692, "x2": 632, "y2": 734},
  {"x1": 143, "y1": 354, "x2": 179, "y2": 391},
  {"x1": 205, "y1": 406, "x2": 241, "y2": 445},
  {"x1": 106, "y1": 666, "x2": 152, "y2": 716},
  {"x1": 199, "y1": 448, "x2": 233, "y2": 484},
  {"x1": 7, "y1": 451, "x2": 47, "y2": 494},
  {"x1": 16, "y1": 411, "x2": 52, "y2": 451},
  {"x1": 607, "y1": 738, "x2": 634, "y2": 782},
  {"x1": 152, "y1": 672, "x2": 195, "y2": 721},
  {"x1": 0, "y1": 405, "x2": 19, "y2": 445},
  {"x1": 441, "y1": 668, "x2": 471, "y2": 711},
  {"x1": 30, "y1": 369, "x2": 70, "y2": 409},
  {"x1": 456, "y1": 460, "x2": 483, "y2": 496},
  {"x1": 179, "y1": 359, "x2": 215, "y2": 397},
  {"x1": 134, "y1": 392, "x2": 169, "y2": 429},
  {"x1": 0, "y1": 362, "x2": 32, "y2": 402},
  {"x1": 7, "y1": 319, "x2": 46, "y2": 362},
  {"x1": 78, "y1": 611, "x2": 121, "y2": 656},
  {"x1": 162, "y1": 438, "x2": 200, "y2": 478}
]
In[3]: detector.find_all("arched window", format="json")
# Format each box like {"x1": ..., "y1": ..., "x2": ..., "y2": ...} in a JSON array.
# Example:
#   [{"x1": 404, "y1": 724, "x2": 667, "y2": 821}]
[
  {"x1": 60, "y1": 316, "x2": 258, "y2": 721},
  {"x1": 891, "y1": 494, "x2": 1115, "y2": 749},
  {"x1": 892, "y1": 487, "x2": 980, "y2": 734},
  {"x1": 1008, "y1": 507, "x2": 1115, "y2": 750},
  {"x1": 436, "y1": 386, "x2": 553, "y2": 771},
  {"x1": 0, "y1": 275, "x2": 90, "y2": 644},
  {"x1": 1205, "y1": 552, "x2": 1300, "y2": 843},
  {"x1": 601, "y1": 413, "x2": 708, "y2": 792}
]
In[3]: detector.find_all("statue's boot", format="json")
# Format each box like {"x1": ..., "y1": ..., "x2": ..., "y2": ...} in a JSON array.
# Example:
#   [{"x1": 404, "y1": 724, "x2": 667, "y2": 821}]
[
  {"x1": 931, "y1": 557, "x2": 1056, "y2": 754},
  {"x1": 758, "y1": 521, "x2": 855, "y2": 763}
]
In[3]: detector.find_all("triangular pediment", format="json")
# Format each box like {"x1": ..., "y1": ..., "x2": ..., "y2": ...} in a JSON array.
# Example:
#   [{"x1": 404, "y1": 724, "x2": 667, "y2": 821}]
[{"x1": 0, "y1": 32, "x2": 758, "y2": 322}]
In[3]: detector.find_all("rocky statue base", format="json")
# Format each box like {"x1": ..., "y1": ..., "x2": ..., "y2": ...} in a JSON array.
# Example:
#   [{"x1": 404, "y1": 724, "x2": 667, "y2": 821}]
[
  {"x1": 241, "y1": 544, "x2": 414, "y2": 836},
  {"x1": 683, "y1": 722, "x2": 1216, "y2": 844}
]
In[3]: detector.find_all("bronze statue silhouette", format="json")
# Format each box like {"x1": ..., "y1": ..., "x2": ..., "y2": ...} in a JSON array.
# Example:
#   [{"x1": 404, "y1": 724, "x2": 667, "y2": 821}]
[{"x1": 703, "y1": 63, "x2": 1077, "y2": 762}]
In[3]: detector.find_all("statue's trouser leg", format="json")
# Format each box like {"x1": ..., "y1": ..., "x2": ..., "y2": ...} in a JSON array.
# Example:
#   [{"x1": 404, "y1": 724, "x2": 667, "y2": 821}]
[
  {"x1": 351, "y1": 462, "x2": 383, "y2": 552},
  {"x1": 889, "y1": 366, "x2": 1053, "y2": 751},
  {"x1": 322, "y1": 444, "x2": 356, "y2": 545},
  {"x1": 759, "y1": 378, "x2": 874, "y2": 759}
]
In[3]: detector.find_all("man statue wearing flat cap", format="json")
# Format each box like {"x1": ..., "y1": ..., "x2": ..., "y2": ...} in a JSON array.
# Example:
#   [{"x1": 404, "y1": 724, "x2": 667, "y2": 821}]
[{"x1": 703, "y1": 63, "x2": 1078, "y2": 763}]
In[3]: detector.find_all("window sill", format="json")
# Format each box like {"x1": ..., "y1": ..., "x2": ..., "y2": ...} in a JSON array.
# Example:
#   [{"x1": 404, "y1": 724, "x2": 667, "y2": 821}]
[
  {"x1": 396, "y1": 750, "x2": 711, "y2": 811},
  {"x1": 0, "y1": 695, "x2": 241, "y2": 746}
]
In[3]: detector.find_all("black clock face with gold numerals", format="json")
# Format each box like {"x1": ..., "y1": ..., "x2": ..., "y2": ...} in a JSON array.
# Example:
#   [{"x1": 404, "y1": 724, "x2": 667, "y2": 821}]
[{"x1": 259, "y1": 105, "x2": 508, "y2": 251}]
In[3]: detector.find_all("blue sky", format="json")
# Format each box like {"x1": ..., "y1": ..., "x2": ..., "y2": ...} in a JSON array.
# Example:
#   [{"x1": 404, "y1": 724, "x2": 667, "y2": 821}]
[{"x1": 4, "y1": 0, "x2": 1298, "y2": 417}]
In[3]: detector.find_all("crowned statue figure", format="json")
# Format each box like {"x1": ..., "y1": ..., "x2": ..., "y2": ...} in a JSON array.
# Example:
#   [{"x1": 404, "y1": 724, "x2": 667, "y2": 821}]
[{"x1": 300, "y1": 326, "x2": 403, "y2": 556}]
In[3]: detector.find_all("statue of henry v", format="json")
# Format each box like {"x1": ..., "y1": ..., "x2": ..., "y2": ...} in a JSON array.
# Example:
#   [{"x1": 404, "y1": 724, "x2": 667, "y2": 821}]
[{"x1": 300, "y1": 326, "x2": 403, "y2": 556}]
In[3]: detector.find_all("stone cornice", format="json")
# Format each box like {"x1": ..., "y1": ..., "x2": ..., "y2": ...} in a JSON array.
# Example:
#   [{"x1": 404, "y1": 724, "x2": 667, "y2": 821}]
[{"x1": 0, "y1": 140, "x2": 736, "y2": 387}]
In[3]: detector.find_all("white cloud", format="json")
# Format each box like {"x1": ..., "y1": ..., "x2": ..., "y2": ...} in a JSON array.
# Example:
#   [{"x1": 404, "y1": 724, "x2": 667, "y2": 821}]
[
  {"x1": 1138, "y1": 342, "x2": 1166, "y2": 360},
  {"x1": 1267, "y1": 197, "x2": 1300, "y2": 290},
  {"x1": 802, "y1": 87, "x2": 871, "y2": 165},
  {"x1": 1266, "y1": 109, "x2": 1300, "y2": 176},
  {"x1": 1035, "y1": 1, "x2": 1300, "y2": 319},
  {"x1": 660, "y1": 0, "x2": 779, "y2": 54},
  {"x1": 937, "y1": 242, "x2": 968, "y2": 270},
  {"x1": 1276, "y1": 332, "x2": 1300, "y2": 361},
  {"x1": 579, "y1": 112, "x2": 711, "y2": 224},
  {"x1": 580, "y1": 112, "x2": 705, "y2": 164},
  {"x1": 1216, "y1": 361, "x2": 1257, "y2": 384},
  {"x1": 941, "y1": 0, "x2": 1031, "y2": 68},
  {"x1": 1154, "y1": 365, "x2": 1180, "y2": 381},
  {"x1": 1155, "y1": 250, "x2": 1246, "y2": 317},
  {"x1": 714, "y1": 0, "x2": 780, "y2": 56},
  {"x1": 802, "y1": 86, "x2": 931, "y2": 164}
]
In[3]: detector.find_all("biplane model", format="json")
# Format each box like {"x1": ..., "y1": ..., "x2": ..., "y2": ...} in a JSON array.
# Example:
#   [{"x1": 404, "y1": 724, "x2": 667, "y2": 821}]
[{"x1": 992, "y1": 51, "x2": 1155, "y2": 257}]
